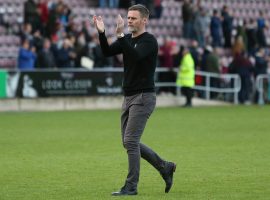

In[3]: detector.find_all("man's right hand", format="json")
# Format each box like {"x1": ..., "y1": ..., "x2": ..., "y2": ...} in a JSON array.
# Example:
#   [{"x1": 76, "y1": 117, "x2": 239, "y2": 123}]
[{"x1": 93, "y1": 15, "x2": 105, "y2": 33}]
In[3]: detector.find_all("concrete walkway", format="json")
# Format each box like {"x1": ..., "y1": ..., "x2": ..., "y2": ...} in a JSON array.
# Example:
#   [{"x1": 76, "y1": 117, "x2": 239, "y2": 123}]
[{"x1": 0, "y1": 95, "x2": 231, "y2": 112}]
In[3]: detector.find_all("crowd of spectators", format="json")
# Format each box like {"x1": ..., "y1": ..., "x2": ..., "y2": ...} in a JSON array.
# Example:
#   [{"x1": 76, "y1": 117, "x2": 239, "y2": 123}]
[
  {"x1": 17, "y1": 0, "x2": 166, "y2": 70},
  {"x1": 17, "y1": 0, "x2": 121, "y2": 70},
  {"x1": 14, "y1": 0, "x2": 270, "y2": 103},
  {"x1": 156, "y1": 0, "x2": 270, "y2": 104}
]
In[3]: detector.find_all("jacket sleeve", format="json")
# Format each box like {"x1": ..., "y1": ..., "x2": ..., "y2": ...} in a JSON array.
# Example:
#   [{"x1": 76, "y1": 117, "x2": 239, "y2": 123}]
[
  {"x1": 99, "y1": 32, "x2": 122, "y2": 57},
  {"x1": 19, "y1": 48, "x2": 34, "y2": 59}
]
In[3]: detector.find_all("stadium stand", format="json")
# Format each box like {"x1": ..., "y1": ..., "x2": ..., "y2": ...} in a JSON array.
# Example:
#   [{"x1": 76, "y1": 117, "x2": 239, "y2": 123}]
[{"x1": 0, "y1": 0, "x2": 269, "y2": 70}]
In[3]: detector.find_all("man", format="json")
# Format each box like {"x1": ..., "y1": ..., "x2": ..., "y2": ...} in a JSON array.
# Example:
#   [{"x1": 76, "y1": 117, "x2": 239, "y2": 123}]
[
  {"x1": 210, "y1": 9, "x2": 222, "y2": 47},
  {"x1": 221, "y1": 5, "x2": 233, "y2": 48},
  {"x1": 182, "y1": 0, "x2": 193, "y2": 39},
  {"x1": 176, "y1": 46, "x2": 195, "y2": 107},
  {"x1": 36, "y1": 38, "x2": 56, "y2": 68},
  {"x1": 205, "y1": 46, "x2": 220, "y2": 99},
  {"x1": 18, "y1": 39, "x2": 37, "y2": 70},
  {"x1": 93, "y1": 4, "x2": 176, "y2": 196}
]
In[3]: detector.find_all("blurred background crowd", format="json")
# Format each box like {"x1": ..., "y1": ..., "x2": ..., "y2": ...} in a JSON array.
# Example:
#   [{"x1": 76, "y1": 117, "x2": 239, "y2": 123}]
[{"x1": 0, "y1": 0, "x2": 269, "y2": 103}]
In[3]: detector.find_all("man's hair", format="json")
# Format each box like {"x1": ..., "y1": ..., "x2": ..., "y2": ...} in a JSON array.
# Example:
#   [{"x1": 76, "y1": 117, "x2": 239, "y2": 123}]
[{"x1": 128, "y1": 4, "x2": 150, "y2": 19}]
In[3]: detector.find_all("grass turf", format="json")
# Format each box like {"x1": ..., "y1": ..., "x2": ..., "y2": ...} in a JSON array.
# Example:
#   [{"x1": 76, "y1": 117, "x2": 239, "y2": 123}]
[{"x1": 0, "y1": 105, "x2": 269, "y2": 200}]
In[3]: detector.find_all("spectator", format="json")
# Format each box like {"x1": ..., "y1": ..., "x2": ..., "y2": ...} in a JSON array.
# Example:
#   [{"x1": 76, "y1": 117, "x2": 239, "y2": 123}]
[
  {"x1": 37, "y1": 0, "x2": 49, "y2": 34},
  {"x1": 210, "y1": 9, "x2": 222, "y2": 47},
  {"x1": 81, "y1": 20, "x2": 93, "y2": 43},
  {"x1": 189, "y1": 39, "x2": 202, "y2": 97},
  {"x1": 205, "y1": 46, "x2": 220, "y2": 73},
  {"x1": 56, "y1": 38, "x2": 76, "y2": 68},
  {"x1": 68, "y1": 35, "x2": 77, "y2": 66},
  {"x1": 0, "y1": 13, "x2": 5, "y2": 27},
  {"x1": 254, "y1": 48, "x2": 268, "y2": 76},
  {"x1": 36, "y1": 38, "x2": 56, "y2": 68},
  {"x1": 58, "y1": 3, "x2": 71, "y2": 28},
  {"x1": 182, "y1": 0, "x2": 194, "y2": 39},
  {"x1": 193, "y1": 6, "x2": 209, "y2": 47},
  {"x1": 246, "y1": 19, "x2": 258, "y2": 56},
  {"x1": 173, "y1": 46, "x2": 183, "y2": 68},
  {"x1": 221, "y1": 5, "x2": 233, "y2": 48},
  {"x1": 257, "y1": 10, "x2": 267, "y2": 47},
  {"x1": 229, "y1": 52, "x2": 254, "y2": 104},
  {"x1": 53, "y1": 22, "x2": 67, "y2": 46},
  {"x1": 254, "y1": 48, "x2": 269, "y2": 103},
  {"x1": 232, "y1": 35, "x2": 246, "y2": 56},
  {"x1": 24, "y1": 0, "x2": 40, "y2": 32},
  {"x1": 46, "y1": 2, "x2": 63, "y2": 38},
  {"x1": 176, "y1": 46, "x2": 195, "y2": 107},
  {"x1": 153, "y1": 0, "x2": 163, "y2": 19},
  {"x1": 32, "y1": 30, "x2": 44, "y2": 54},
  {"x1": 20, "y1": 23, "x2": 34, "y2": 44},
  {"x1": 18, "y1": 40, "x2": 37, "y2": 70},
  {"x1": 235, "y1": 20, "x2": 248, "y2": 53},
  {"x1": 65, "y1": 15, "x2": 79, "y2": 37},
  {"x1": 198, "y1": 46, "x2": 212, "y2": 98},
  {"x1": 158, "y1": 37, "x2": 177, "y2": 93},
  {"x1": 189, "y1": 40, "x2": 200, "y2": 70},
  {"x1": 159, "y1": 38, "x2": 175, "y2": 68},
  {"x1": 205, "y1": 46, "x2": 220, "y2": 99},
  {"x1": 200, "y1": 46, "x2": 211, "y2": 71},
  {"x1": 74, "y1": 31, "x2": 88, "y2": 68}
]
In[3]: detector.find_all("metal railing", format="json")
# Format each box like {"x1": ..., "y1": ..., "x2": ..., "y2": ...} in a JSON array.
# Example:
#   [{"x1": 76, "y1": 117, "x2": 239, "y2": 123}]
[
  {"x1": 255, "y1": 74, "x2": 270, "y2": 105},
  {"x1": 155, "y1": 68, "x2": 241, "y2": 104}
]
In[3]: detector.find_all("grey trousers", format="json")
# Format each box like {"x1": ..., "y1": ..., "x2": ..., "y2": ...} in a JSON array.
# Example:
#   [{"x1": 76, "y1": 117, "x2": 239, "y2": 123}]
[{"x1": 121, "y1": 92, "x2": 165, "y2": 190}]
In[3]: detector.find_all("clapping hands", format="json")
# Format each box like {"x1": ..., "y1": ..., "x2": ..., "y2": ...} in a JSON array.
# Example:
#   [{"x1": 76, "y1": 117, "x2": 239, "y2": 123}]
[
  {"x1": 93, "y1": 15, "x2": 105, "y2": 33},
  {"x1": 116, "y1": 14, "x2": 124, "y2": 35},
  {"x1": 93, "y1": 14, "x2": 124, "y2": 36}
]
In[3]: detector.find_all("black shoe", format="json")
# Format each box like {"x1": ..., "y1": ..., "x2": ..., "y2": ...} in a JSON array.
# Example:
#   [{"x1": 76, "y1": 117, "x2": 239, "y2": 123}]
[
  {"x1": 161, "y1": 162, "x2": 176, "y2": 193},
  {"x1": 111, "y1": 187, "x2": 138, "y2": 196}
]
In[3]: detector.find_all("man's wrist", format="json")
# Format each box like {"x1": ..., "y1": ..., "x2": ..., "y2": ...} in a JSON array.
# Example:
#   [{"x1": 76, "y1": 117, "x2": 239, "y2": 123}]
[
  {"x1": 117, "y1": 32, "x2": 124, "y2": 38},
  {"x1": 99, "y1": 30, "x2": 105, "y2": 34}
]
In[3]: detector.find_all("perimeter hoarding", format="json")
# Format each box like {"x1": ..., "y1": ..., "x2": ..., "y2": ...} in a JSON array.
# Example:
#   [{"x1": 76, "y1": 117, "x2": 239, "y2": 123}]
[
  {"x1": 2, "y1": 70, "x2": 123, "y2": 98},
  {"x1": 0, "y1": 70, "x2": 7, "y2": 98}
]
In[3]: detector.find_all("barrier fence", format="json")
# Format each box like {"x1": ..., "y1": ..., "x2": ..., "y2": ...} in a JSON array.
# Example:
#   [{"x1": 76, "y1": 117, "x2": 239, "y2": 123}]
[
  {"x1": 156, "y1": 68, "x2": 241, "y2": 104},
  {"x1": 255, "y1": 74, "x2": 270, "y2": 105}
]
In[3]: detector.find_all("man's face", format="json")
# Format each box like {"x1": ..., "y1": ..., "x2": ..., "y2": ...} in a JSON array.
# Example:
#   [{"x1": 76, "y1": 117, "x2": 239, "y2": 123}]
[{"x1": 127, "y1": 10, "x2": 146, "y2": 33}]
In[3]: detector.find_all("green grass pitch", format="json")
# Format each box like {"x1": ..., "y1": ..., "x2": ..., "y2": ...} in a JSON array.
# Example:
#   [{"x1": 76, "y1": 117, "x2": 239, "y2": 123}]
[{"x1": 0, "y1": 106, "x2": 269, "y2": 200}]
